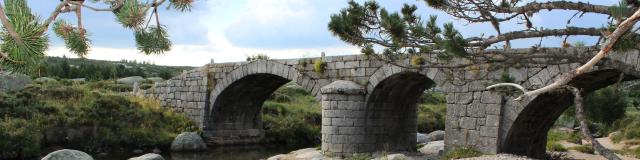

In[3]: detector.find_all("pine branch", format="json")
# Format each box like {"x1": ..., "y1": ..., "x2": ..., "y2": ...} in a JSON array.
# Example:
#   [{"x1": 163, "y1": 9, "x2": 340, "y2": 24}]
[{"x1": 0, "y1": 4, "x2": 23, "y2": 45}]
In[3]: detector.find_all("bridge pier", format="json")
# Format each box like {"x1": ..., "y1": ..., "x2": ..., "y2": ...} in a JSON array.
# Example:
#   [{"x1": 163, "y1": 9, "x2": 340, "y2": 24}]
[{"x1": 320, "y1": 80, "x2": 369, "y2": 157}]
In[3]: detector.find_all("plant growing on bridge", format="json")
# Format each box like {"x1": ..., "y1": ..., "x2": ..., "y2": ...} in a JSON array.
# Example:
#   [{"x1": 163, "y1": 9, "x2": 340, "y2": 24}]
[
  {"x1": 313, "y1": 58, "x2": 326, "y2": 73},
  {"x1": 0, "y1": 0, "x2": 195, "y2": 73}
]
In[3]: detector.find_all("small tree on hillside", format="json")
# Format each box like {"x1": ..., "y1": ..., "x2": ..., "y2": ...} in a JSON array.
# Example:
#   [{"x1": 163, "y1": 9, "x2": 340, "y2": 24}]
[{"x1": 0, "y1": 0, "x2": 195, "y2": 73}]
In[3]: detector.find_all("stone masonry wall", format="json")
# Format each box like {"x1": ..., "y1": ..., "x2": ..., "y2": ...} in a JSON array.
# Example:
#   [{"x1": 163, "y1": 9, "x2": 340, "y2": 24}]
[{"x1": 321, "y1": 80, "x2": 369, "y2": 157}]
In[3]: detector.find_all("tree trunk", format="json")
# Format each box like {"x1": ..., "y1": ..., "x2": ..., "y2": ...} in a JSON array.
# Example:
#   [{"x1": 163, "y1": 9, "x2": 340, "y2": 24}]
[{"x1": 570, "y1": 87, "x2": 621, "y2": 160}]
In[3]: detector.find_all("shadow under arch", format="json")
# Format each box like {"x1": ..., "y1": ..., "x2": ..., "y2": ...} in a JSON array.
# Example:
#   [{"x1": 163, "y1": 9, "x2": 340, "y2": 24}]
[
  {"x1": 364, "y1": 72, "x2": 436, "y2": 152},
  {"x1": 206, "y1": 73, "x2": 302, "y2": 145},
  {"x1": 501, "y1": 69, "x2": 638, "y2": 158}
]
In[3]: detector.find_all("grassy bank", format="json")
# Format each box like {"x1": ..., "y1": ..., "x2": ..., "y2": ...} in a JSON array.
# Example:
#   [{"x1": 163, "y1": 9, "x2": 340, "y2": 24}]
[{"x1": 0, "y1": 83, "x2": 196, "y2": 159}]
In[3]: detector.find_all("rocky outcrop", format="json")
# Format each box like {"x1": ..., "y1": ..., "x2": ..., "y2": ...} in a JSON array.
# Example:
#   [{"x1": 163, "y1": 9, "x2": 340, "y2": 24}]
[
  {"x1": 41, "y1": 149, "x2": 93, "y2": 160},
  {"x1": 170, "y1": 132, "x2": 207, "y2": 151},
  {"x1": 375, "y1": 154, "x2": 413, "y2": 160},
  {"x1": 128, "y1": 153, "x2": 164, "y2": 160},
  {"x1": 146, "y1": 77, "x2": 164, "y2": 83},
  {"x1": 117, "y1": 76, "x2": 145, "y2": 85},
  {"x1": 267, "y1": 148, "x2": 323, "y2": 160},
  {"x1": 34, "y1": 77, "x2": 58, "y2": 83},
  {"x1": 417, "y1": 133, "x2": 429, "y2": 144},
  {"x1": 0, "y1": 72, "x2": 31, "y2": 92}
]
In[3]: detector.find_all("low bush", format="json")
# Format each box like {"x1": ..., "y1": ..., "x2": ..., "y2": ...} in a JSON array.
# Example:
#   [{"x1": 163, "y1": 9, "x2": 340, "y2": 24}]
[
  {"x1": 0, "y1": 83, "x2": 196, "y2": 159},
  {"x1": 546, "y1": 142, "x2": 568, "y2": 152},
  {"x1": 568, "y1": 145, "x2": 594, "y2": 154},
  {"x1": 443, "y1": 146, "x2": 482, "y2": 160},
  {"x1": 547, "y1": 130, "x2": 582, "y2": 144}
]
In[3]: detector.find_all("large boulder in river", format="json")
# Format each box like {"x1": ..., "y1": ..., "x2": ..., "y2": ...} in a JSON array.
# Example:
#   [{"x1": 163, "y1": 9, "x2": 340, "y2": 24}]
[
  {"x1": 427, "y1": 130, "x2": 445, "y2": 141},
  {"x1": 417, "y1": 133, "x2": 429, "y2": 144},
  {"x1": 128, "y1": 153, "x2": 164, "y2": 160},
  {"x1": 41, "y1": 149, "x2": 93, "y2": 160},
  {"x1": 117, "y1": 76, "x2": 145, "y2": 86},
  {"x1": 419, "y1": 140, "x2": 444, "y2": 156},
  {"x1": 170, "y1": 132, "x2": 207, "y2": 151}
]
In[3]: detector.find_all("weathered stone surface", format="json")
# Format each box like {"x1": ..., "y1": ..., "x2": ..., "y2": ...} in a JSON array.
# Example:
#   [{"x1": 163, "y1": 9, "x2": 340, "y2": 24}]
[
  {"x1": 417, "y1": 133, "x2": 429, "y2": 144},
  {"x1": 419, "y1": 140, "x2": 444, "y2": 156},
  {"x1": 427, "y1": 130, "x2": 445, "y2": 141},
  {"x1": 136, "y1": 49, "x2": 640, "y2": 158},
  {"x1": 34, "y1": 77, "x2": 57, "y2": 83},
  {"x1": 117, "y1": 76, "x2": 145, "y2": 85},
  {"x1": 0, "y1": 72, "x2": 31, "y2": 92},
  {"x1": 128, "y1": 153, "x2": 164, "y2": 160},
  {"x1": 170, "y1": 132, "x2": 208, "y2": 151},
  {"x1": 41, "y1": 149, "x2": 93, "y2": 160}
]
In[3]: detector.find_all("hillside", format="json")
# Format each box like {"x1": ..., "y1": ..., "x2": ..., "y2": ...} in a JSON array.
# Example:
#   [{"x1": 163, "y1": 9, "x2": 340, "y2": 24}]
[{"x1": 30, "y1": 56, "x2": 195, "y2": 80}]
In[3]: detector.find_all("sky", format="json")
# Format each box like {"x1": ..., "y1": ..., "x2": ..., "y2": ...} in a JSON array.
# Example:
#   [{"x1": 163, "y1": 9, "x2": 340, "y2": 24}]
[{"x1": 28, "y1": 0, "x2": 619, "y2": 66}]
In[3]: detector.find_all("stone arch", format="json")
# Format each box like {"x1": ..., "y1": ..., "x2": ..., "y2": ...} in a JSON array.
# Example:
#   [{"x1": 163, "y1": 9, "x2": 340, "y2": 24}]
[
  {"x1": 365, "y1": 64, "x2": 444, "y2": 96},
  {"x1": 500, "y1": 68, "x2": 639, "y2": 158},
  {"x1": 205, "y1": 60, "x2": 320, "y2": 145},
  {"x1": 362, "y1": 64, "x2": 439, "y2": 152}
]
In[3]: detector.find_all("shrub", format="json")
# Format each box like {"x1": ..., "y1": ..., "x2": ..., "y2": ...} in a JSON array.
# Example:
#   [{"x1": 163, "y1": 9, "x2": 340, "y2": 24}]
[
  {"x1": 443, "y1": 146, "x2": 482, "y2": 160},
  {"x1": 313, "y1": 58, "x2": 326, "y2": 73},
  {"x1": 546, "y1": 142, "x2": 567, "y2": 152},
  {"x1": 417, "y1": 103, "x2": 446, "y2": 133},
  {"x1": 346, "y1": 153, "x2": 373, "y2": 160},
  {"x1": 547, "y1": 130, "x2": 581, "y2": 144},
  {"x1": 568, "y1": 145, "x2": 594, "y2": 154},
  {"x1": 246, "y1": 53, "x2": 270, "y2": 61},
  {"x1": 0, "y1": 83, "x2": 196, "y2": 159},
  {"x1": 584, "y1": 86, "x2": 628, "y2": 126}
]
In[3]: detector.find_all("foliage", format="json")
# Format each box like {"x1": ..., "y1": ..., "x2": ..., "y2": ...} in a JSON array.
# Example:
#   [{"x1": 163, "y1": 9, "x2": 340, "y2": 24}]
[
  {"x1": 443, "y1": 146, "x2": 482, "y2": 160},
  {"x1": 584, "y1": 86, "x2": 628, "y2": 126},
  {"x1": 0, "y1": 0, "x2": 195, "y2": 73},
  {"x1": 0, "y1": 0, "x2": 48, "y2": 73},
  {"x1": 417, "y1": 92, "x2": 446, "y2": 133},
  {"x1": 0, "y1": 83, "x2": 197, "y2": 159},
  {"x1": 262, "y1": 85, "x2": 321, "y2": 144},
  {"x1": 546, "y1": 142, "x2": 568, "y2": 152},
  {"x1": 328, "y1": 1, "x2": 467, "y2": 60},
  {"x1": 410, "y1": 56, "x2": 425, "y2": 66},
  {"x1": 568, "y1": 145, "x2": 594, "y2": 154},
  {"x1": 53, "y1": 20, "x2": 90, "y2": 57},
  {"x1": 313, "y1": 58, "x2": 326, "y2": 73},
  {"x1": 547, "y1": 130, "x2": 582, "y2": 144},
  {"x1": 346, "y1": 153, "x2": 373, "y2": 160},
  {"x1": 246, "y1": 53, "x2": 270, "y2": 61},
  {"x1": 610, "y1": 110, "x2": 640, "y2": 143},
  {"x1": 135, "y1": 26, "x2": 172, "y2": 55},
  {"x1": 29, "y1": 56, "x2": 192, "y2": 80}
]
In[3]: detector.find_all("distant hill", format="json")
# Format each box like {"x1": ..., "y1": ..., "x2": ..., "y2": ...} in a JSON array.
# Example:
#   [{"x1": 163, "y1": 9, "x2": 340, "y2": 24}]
[{"x1": 31, "y1": 56, "x2": 195, "y2": 81}]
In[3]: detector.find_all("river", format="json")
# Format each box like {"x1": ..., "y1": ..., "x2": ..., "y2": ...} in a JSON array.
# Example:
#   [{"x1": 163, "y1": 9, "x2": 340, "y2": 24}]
[{"x1": 98, "y1": 144, "x2": 312, "y2": 160}]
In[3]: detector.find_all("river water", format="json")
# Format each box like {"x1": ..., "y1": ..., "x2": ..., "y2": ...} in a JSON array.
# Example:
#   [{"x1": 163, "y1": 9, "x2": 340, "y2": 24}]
[{"x1": 98, "y1": 144, "x2": 311, "y2": 160}]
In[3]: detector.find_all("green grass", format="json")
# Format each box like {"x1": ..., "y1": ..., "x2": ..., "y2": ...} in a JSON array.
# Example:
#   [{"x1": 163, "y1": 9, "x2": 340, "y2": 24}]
[
  {"x1": 547, "y1": 130, "x2": 582, "y2": 144},
  {"x1": 568, "y1": 145, "x2": 594, "y2": 154},
  {"x1": 546, "y1": 142, "x2": 568, "y2": 152},
  {"x1": 417, "y1": 92, "x2": 446, "y2": 133},
  {"x1": 611, "y1": 108, "x2": 640, "y2": 143},
  {"x1": 346, "y1": 153, "x2": 373, "y2": 160},
  {"x1": 262, "y1": 85, "x2": 321, "y2": 144},
  {"x1": 443, "y1": 146, "x2": 482, "y2": 160},
  {"x1": 0, "y1": 83, "x2": 196, "y2": 159}
]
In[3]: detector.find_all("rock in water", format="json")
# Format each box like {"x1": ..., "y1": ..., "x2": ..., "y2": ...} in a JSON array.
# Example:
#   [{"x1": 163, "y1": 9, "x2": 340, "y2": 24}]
[
  {"x1": 128, "y1": 153, "x2": 164, "y2": 160},
  {"x1": 170, "y1": 132, "x2": 207, "y2": 151},
  {"x1": 427, "y1": 130, "x2": 445, "y2": 141},
  {"x1": 41, "y1": 149, "x2": 93, "y2": 160},
  {"x1": 417, "y1": 133, "x2": 429, "y2": 144}
]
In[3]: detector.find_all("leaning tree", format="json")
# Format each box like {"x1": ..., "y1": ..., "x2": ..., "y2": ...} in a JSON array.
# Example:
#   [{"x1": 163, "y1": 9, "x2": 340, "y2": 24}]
[
  {"x1": 0, "y1": 0, "x2": 194, "y2": 73},
  {"x1": 329, "y1": 0, "x2": 640, "y2": 159}
]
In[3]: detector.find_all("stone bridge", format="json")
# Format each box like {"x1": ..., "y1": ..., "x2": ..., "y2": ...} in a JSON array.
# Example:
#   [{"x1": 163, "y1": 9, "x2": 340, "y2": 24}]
[{"x1": 140, "y1": 47, "x2": 640, "y2": 158}]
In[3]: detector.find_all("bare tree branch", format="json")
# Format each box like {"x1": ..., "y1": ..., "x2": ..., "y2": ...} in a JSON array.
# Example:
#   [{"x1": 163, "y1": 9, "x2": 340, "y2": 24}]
[
  {"x1": 486, "y1": 8, "x2": 640, "y2": 101},
  {"x1": 468, "y1": 27, "x2": 603, "y2": 48},
  {"x1": 570, "y1": 87, "x2": 621, "y2": 160},
  {"x1": 69, "y1": 0, "x2": 124, "y2": 12},
  {"x1": 41, "y1": 0, "x2": 70, "y2": 31},
  {"x1": 0, "y1": 3, "x2": 23, "y2": 44}
]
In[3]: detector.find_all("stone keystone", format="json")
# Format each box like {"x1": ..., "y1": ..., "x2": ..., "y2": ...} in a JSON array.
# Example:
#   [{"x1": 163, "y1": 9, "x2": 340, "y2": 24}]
[{"x1": 320, "y1": 80, "x2": 365, "y2": 95}]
